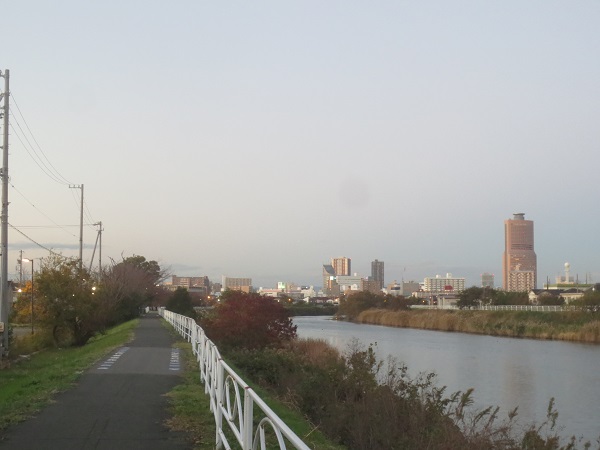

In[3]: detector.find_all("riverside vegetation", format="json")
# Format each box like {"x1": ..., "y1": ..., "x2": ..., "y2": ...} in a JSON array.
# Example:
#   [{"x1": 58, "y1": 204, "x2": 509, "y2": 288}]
[
  {"x1": 338, "y1": 291, "x2": 600, "y2": 343},
  {"x1": 195, "y1": 290, "x2": 597, "y2": 450}
]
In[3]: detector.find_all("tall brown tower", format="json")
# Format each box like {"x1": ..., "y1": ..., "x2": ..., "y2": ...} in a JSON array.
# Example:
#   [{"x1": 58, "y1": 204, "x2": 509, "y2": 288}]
[
  {"x1": 332, "y1": 257, "x2": 351, "y2": 276},
  {"x1": 502, "y1": 213, "x2": 537, "y2": 292}
]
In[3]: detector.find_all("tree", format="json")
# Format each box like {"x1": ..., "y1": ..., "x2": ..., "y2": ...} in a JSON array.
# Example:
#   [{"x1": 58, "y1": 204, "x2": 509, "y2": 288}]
[
  {"x1": 11, "y1": 281, "x2": 42, "y2": 325},
  {"x1": 537, "y1": 292, "x2": 564, "y2": 306},
  {"x1": 578, "y1": 289, "x2": 600, "y2": 312},
  {"x1": 34, "y1": 256, "x2": 102, "y2": 346},
  {"x1": 201, "y1": 290, "x2": 297, "y2": 350},
  {"x1": 457, "y1": 286, "x2": 484, "y2": 309},
  {"x1": 166, "y1": 287, "x2": 197, "y2": 318},
  {"x1": 492, "y1": 291, "x2": 529, "y2": 305},
  {"x1": 97, "y1": 255, "x2": 167, "y2": 324},
  {"x1": 338, "y1": 291, "x2": 384, "y2": 319}
]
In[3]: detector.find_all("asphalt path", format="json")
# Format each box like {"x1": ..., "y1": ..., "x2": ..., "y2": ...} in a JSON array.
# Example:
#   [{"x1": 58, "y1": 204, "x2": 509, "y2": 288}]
[{"x1": 0, "y1": 315, "x2": 191, "y2": 449}]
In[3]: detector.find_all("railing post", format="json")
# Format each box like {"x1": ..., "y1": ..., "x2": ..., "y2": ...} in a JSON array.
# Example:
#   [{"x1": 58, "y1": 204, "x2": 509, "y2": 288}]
[
  {"x1": 215, "y1": 359, "x2": 224, "y2": 449},
  {"x1": 243, "y1": 387, "x2": 254, "y2": 450}
]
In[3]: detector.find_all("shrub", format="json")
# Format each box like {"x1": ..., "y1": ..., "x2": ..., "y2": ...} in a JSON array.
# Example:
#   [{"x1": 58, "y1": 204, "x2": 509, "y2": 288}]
[{"x1": 201, "y1": 290, "x2": 296, "y2": 350}]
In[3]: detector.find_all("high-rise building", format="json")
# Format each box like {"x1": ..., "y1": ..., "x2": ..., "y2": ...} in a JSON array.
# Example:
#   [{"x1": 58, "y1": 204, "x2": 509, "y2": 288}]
[
  {"x1": 481, "y1": 273, "x2": 494, "y2": 288},
  {"x1": 503, "y1": 213, "x2": 537, "y2": 292},
  {"x1": 371, "y1": 259, "x2": 384, "y2": 289},
  {"x1": 332, "y1": 257, "x2": 351, "y2": 276},
  {"x1": 322, "y1": 264, "x2": 337, "y2": 295}
]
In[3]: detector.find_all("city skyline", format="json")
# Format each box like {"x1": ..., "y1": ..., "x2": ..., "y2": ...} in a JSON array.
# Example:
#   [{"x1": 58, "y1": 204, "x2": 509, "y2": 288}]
[{"x1": 2, "y1": 2, "x2": 600, "y2": 289}]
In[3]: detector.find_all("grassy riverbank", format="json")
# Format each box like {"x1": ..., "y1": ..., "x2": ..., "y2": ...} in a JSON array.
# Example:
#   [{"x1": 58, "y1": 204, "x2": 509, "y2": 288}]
[
  {"x1": 0, "y1": 319, "x2": 138, "y2": 434},
  {"x1": 355, "y1": 309, "x2": 600, "y2": 343}
]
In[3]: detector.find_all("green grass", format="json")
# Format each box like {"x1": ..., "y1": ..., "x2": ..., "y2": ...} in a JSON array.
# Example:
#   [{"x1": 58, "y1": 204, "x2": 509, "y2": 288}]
[
  {"x1": 0, "y1": 319, "x2": 138, "y2": 435},
  {"x1": 164, "y1": 342, "x2": 217, "y2": 450},
  {"x1": 163, "y1": 336, "x2": 345, "y2": 450}
]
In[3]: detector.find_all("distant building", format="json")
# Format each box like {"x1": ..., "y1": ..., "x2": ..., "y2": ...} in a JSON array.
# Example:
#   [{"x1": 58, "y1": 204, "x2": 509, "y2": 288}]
[
  {"x1": 257, "y1": 288, "x2": 282, "y2": 298},
  {"x1": 386, "y1": 280, "x2": 420, "y2": 297},
  {"x1": 332, "y1": 257, "x2": 351, "y2": 276},
  {"x1": 371, "y1": 259, "x2": 384, "y2": 290},
  {"x1": 221, "y1": 276, "x2": 252, "y2": 293},
  {"x1": 170, "y1": 276, "x2": 210, "y2": 294},
  {"x1": 503, "y1": 213, "x2": 537, "y2": 291},
  {"x1": 322, "y1": 264, "x2": 337, "y2": 295},
  {"x1": 481, "y1": 273, "x2": 494, "y2": 288},
  {"x1": 423, "y1": 274, "x2": 465, "y2": 293},
  {"x1": 336, "y1": 275, "x2": 362, "y2": 292},
  {"x1": 361, "y1": 278, "x2": 382, "y2": 294},
  {"x1": 554, "y1": 262, "x2": 575, "y2": 284}
]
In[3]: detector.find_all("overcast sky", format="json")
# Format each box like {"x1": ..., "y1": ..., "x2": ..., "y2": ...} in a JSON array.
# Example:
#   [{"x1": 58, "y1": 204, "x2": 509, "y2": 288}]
[{"x1": 2, "y1": 1, "x2": 599, "y2": 288}]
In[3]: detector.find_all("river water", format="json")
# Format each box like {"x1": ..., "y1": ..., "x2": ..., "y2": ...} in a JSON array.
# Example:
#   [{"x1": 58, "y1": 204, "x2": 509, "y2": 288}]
[{"x1": 294, "y1": 316, "x2": 600, "y2": 444}]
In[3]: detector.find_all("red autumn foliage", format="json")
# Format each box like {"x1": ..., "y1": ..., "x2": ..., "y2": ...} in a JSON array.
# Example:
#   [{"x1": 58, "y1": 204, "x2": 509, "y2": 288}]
[{"x1": 201, "y1": 290, "x2": 297, "y2": 350}]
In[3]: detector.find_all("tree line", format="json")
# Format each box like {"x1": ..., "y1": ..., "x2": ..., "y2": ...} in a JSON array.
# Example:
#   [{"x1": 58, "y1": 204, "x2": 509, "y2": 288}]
[{"x1": 11, "y1": 254, "x2": 168, "y2": 349}]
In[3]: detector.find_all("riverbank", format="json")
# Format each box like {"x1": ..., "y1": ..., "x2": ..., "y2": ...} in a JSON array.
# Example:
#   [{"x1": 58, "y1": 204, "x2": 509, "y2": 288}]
[{"x1": 354, "y1": 309, "x2": 600, "y2": 343}]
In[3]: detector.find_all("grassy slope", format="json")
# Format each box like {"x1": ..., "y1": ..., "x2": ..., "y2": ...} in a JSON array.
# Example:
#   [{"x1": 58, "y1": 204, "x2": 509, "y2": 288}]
[
  {"x1": 0, "y1": 319, "x2": 138, "y2": 434},
  {"x1": 164, "y1": 332, "x2": 345, "y2": 449}
]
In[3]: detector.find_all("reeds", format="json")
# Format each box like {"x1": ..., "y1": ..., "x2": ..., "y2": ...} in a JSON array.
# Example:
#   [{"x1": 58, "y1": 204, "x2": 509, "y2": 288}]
[{"x1": 355, "y1": 309, "x2": 600, "y2": 343}]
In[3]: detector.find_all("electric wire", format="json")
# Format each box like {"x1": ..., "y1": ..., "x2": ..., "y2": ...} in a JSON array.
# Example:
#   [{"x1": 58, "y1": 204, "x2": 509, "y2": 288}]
[
  {"x1": 9, "y1": 182, "x2": 78, "y2": 238},
  {"x1": 10, "y1": 94, "x2": 72, "y2": 185},
  {"x1": 9, "y1": 223, "x2": 69, "y2": 259},
  {"x1": 9, "y1": 123, "x2": 67, "y2": 185},
  {"x1": 8, "y1": 91, "x2": 99, "y2": 242}
]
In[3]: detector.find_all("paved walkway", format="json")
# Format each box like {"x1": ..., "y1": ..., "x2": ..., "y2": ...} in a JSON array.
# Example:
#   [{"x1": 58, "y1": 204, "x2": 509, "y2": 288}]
[{"x1": 0, "y1": 315, "x2": 191, "y2": 449}]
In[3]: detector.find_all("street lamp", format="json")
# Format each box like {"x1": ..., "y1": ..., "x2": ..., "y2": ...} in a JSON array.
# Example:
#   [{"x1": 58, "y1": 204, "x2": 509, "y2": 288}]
[{"x1": 21, "y1": 258, "x2": 34, "y2": 335}]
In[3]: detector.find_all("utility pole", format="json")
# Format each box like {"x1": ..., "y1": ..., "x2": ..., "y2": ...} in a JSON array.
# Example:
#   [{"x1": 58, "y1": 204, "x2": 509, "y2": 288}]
[
  {"x1": 19, "y1": 250, "x2": 23, "y2": 285},
  {"x1": 69, "y1": 184, "x2": 84, "y2": 273},
  {"x1": 88, "y1": 221, "x2": 103, "y2": 274},
  {"x1": 0, "y1": 69, "x2": 10, "y2": 358},
  {"x1": 97, "y1": 221, "x2": 102, "y2": 272}
]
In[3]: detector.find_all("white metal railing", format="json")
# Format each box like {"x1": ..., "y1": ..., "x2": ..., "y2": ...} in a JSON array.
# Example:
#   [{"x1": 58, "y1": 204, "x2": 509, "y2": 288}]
[
  {"x1": 477, "y1": 305, "x2": 567, "y2": 312},
  {"x1": 159, "y1": 308, "x2": 310, "y2": 450},
  {"x1": 411, "y1": 304, "x2": 577, "y2": 312}
]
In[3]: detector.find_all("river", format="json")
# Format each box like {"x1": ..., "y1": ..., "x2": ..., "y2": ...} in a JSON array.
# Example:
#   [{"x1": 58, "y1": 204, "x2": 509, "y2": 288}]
[{"x1": 294, "y1": 316, "x2": 600, "y2": 445}]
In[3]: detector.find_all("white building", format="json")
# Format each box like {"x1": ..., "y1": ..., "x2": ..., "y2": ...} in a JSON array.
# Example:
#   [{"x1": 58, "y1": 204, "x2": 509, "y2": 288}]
[
  {"x1": 423, "y1": 274, "x2": 465, "y2": 293},
  {"x1": 336, "y1": 275, "x2": 363, "y2": 292}
]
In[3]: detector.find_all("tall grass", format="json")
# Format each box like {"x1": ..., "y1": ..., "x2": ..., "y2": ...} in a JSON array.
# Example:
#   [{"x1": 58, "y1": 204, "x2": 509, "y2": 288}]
[
  {"x1": 356, "y1": 309, "x2": 600, "y2": 343},
  {"x1": 225, "y1": 338, "x2": 590, "y2": 449}
]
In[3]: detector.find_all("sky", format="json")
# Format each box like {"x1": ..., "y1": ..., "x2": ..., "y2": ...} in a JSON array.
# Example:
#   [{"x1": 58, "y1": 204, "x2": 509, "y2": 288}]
[{"x1": 2, "y1": 1, "x2": 599, "y2": 289}]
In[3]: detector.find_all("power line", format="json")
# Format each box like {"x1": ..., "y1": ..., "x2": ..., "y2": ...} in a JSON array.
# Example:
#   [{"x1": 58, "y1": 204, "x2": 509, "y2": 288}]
[
  {"x1": 8, "y1": 91, "x2": 98, "y2": 247},
  {"x1": 9, "y1": 123, "x2": 67, "y2": 185},
  {"x1": 8, "y1": 223, "x2": 68, "y2": 258},
  {"x1": 10, "y1": 225, "x2": 91, "y2": 229},
  {"x1": 9, "y1": 182, "x2": 78, "y2": 238},
  {"x1": 10, "y1": 94, "x2": 72, "y2": 185}
]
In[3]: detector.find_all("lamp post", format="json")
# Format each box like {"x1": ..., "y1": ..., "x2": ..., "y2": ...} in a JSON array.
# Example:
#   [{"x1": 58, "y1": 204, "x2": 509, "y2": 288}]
[{"x1": 21, "y1": 258, "x2": 34, "y2": 335}]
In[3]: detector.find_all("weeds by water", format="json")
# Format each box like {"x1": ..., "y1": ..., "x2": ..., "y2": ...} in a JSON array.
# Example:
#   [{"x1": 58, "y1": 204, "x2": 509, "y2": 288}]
[
  {"x1": 225, "y1": 338, "x2": 597, "y2": 450},
  {"x1": 356, "y1": 309, "x2": 600, "y2": 343}
]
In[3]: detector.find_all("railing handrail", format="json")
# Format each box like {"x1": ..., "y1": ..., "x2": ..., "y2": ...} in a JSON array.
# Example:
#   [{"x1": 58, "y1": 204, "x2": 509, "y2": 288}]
[
  {"x1": 411, "y1": 304, "x2": 581, "y2": 312},
  {"x1": 159, "y1": 308, "x2": 310, "y2": 450}
]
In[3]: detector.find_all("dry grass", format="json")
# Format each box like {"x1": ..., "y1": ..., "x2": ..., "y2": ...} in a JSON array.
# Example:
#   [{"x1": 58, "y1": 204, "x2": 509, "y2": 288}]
[
  {"x1": 287, "y1": 338, "x2": 342, "y2": 368},
  {"x1": 356, "y1": 309, "x2": 600, "y2": 343}
]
